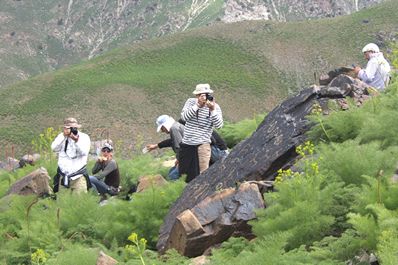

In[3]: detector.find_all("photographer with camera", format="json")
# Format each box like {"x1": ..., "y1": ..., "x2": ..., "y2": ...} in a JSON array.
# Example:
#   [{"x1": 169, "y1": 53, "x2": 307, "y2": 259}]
[
  {"x1": 179, "y1": 83, "x2": 223, "y2": 182},
  {"x1": 51, "y1": 117, "x2": 91, "y2": 193}
]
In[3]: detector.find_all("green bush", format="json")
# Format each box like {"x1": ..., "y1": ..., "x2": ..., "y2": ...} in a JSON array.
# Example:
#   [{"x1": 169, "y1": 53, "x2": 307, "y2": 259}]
[
  {"x1": 93, "y1": 179, "x2": 185, "y2": 249},
  {"x1": 317, "y1": 140, "x2": 398, "y2": 186},
  {"x1": 307, "y1": 106, "x2": 366, "y2": 143},
  {"x1": 218, "y1": 113, "x2": 266, "y2": 148},
  {"x1": 309, "y1": 230, "x2": 362, "y2": 262},
  {"x1": 46, "y1": 243, "x2": 98, "y2": 265},
  {"x1": 117, "y1": 155, "x2": 168, "y2": 189},
  {"x1": 251, "y1": 175, "x2": 336, "y2": 250}
]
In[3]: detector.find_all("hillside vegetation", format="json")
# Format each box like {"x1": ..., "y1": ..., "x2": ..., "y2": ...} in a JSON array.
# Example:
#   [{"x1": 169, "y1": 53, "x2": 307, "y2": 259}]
[
  {"x1": 1, "y1": 68, "x2": 398, "y2": 264},
  {"x1": 0, "y1": 1, "x2": 397, "y2": 156},
  {"x1": 0, "y1": 0, "x2": 384, "y2": 88}
]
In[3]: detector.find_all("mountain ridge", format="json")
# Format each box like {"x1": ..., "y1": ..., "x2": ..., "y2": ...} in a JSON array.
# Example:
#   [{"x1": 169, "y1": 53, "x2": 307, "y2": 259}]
[
  {"x1": 0, "y1": 0, "x2": 397, "y2": 156},
  {"x1": 0, "y1": 0, "x2": 386, "y2": 88}
]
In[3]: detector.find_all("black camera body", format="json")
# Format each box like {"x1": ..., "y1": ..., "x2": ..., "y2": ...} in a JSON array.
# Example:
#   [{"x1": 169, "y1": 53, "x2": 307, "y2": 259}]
[
  {"x1": 70, "y1": 127, "x2": 79, "y2": 136},
  {"x1": 206, "y1": 93, "x2": 214, "y2": 101}
]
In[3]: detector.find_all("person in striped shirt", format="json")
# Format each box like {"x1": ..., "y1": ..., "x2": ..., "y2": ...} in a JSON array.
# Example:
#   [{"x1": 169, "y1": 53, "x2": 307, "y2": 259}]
[{"x1": 179, "y1": 83, "x2": 223, "y2": 182}]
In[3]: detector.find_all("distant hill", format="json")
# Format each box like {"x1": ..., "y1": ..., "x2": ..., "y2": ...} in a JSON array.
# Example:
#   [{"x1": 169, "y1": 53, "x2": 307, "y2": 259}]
[
  {"x1": 0, "y1": 0, "x2": 386, "y2": 88},
  {"x1": 0, "y1": 0, "x2": 397, "y2": 156}
]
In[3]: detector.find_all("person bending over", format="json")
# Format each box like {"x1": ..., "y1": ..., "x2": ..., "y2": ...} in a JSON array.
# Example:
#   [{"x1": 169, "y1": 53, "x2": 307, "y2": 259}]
[{"x1": 146, "y1": 115, "x2": 184, "y2": 180}]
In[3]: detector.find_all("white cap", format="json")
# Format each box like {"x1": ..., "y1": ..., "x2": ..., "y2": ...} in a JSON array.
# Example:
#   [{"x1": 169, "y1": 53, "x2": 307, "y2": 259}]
[
  {"x1": 156, "y1": 115, "x2": 175, "y2": 132},
  {"x1": 101, "y1": 142, "x2": 113, "y2": 152},
  {"x1": 362, "y1": 43, "x2": 380, "y2": 53}
]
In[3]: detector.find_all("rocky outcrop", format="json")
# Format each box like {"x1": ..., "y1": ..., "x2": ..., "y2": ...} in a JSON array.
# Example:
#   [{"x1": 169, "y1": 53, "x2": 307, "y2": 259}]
[
  {"x1": 222, "y1": 0, "x2": 271, "y2": 23},
  {"x1": 6, "y1": 167, "x2": 52, "y2": 197},
  {"x1": 261, "y1": 0, "x2": 384, "y2": 22},
  {"x1": 19, "y1": 154, "x2": 41, "y2": 168},
  {"x1": 0, "y1": 157, "x2": 20, "y2": 171},
  {"x1": 166, "y1": 182, "x2": 264, "y2": 257},
  {"x1": 157, "y1": 74, "x2": 371, "y2": 255},
  {"x1": 96, "y1": 251, "x2": 118, "y2": 265},
  {"x1": 136, "y1": 175, "x2": 168, "y2": 193}
]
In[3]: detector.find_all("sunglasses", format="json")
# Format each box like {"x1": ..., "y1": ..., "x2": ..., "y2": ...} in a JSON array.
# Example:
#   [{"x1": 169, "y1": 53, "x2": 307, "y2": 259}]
[{"x1": 101, "y1": 148, "x2": 111, "y2": 153}]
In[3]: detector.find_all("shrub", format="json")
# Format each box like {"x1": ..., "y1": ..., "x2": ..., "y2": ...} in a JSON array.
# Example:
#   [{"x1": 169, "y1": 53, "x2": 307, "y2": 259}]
[
  {"x1": 92, "y1": 179, "x2": 185, "y2": 249},
  {"x1": 46, "y1": 243, "x2": 98, "y2": 265},
  {"x1": 307, "y1": 106, "x2": 366, "y2": 143},
  {"x1": 218, "y1": 113, "x2": 266, "y2": 148},
  {"x1": 117, "y1": 155, "x2": 168, "y2": 190},
  {"x1": 317, "y1": 141, "x2": 398, "y2": 186}
]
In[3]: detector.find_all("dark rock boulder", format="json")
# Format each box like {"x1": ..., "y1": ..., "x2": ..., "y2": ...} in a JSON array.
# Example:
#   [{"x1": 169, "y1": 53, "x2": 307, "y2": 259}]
[
  {"x1": 166, "y1": 182, "x2": 264, "y2": 257},
  {"x1": 157, "y1": 74, "x2": 371, "y2": 254},
  {"x1": 319, "y1": 66, "x2": 356, "y2": 86}
]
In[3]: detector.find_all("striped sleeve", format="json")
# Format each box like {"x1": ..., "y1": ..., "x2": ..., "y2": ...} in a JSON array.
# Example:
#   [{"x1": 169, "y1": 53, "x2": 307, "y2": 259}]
[
  {"x1": 211, "y1": 104, "x2": 223, "y2": 129},
  {"x1": 181, "y1": 98, "x2": 199, "y2": 121}
]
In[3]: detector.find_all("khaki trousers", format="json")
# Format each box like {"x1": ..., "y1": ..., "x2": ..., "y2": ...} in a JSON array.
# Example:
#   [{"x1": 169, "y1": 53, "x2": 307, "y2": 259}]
[
  {"x1": 59, "y1": 175, "x2": 87, "y2": 194},
  {"x1": 198, "y1": 143, "x2": 211, "y2": 173}
]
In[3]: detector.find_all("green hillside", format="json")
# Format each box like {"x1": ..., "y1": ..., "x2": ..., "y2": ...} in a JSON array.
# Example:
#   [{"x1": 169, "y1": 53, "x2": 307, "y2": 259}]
[
  {"x1": 0, "y1": 0, "x2": 226, "y2": 88},
  {"x1": 1, "y1": 1, "x2": 397, "y2": 156}
]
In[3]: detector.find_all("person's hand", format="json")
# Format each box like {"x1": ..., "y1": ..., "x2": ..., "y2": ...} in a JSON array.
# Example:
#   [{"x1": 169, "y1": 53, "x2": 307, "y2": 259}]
[
  {"x1": 69, "y1": 132, "x2": 79, "y2": 142},
  {"x1": 175, "y1": 159, "x2": 179, "y2": 167},
  {"x1": 98, "y1": 156, "x2": 107, "y2": 162},
  {"x1": 206, "y1": 100, "x2": 215, "y2": 111},
  {"x1": 354, "y1": 66, "x2": 362, "y2": 75},
  {"x1": 146, "y1": 144, "x2": 158, "y2": 152}
]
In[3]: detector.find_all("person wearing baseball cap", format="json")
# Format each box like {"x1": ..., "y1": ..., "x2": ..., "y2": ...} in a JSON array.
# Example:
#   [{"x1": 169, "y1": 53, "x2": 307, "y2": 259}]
[
  {"x1": 51, "y1": 117, "x2": 91, "y2": 193},
  {"x1": 179, "y1": 83, "x2": 223, "y2": 182},
  {"x1": 90, "y1": 141, "x2": 120, "y2": 197}
]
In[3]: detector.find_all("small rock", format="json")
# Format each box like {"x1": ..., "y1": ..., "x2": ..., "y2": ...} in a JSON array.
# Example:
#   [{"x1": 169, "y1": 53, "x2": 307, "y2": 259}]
[{"x1": 96, "y1": 250, "x2": 118, "y2": 265}]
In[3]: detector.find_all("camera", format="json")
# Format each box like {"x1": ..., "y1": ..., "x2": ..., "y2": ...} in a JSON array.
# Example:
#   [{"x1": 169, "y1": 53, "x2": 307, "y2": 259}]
[
  {"x1": 70, "y1": 127, "x2": 78, "y2": 136},
  {"x1": 206, "y1": 93, "x2": 214, "y2": 101}
]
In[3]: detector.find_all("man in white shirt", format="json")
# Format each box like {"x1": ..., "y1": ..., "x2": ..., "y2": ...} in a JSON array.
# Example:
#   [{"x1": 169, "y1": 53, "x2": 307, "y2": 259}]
[
  {"x1": 354, "y1": 43, "x2": 391, "y2": 91},
  {"x1": 51, "y1": 117, "x2": 91, "y2": 193}
]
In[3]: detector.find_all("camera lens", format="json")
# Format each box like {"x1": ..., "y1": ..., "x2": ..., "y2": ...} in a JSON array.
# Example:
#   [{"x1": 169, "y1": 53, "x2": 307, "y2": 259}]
[{"x1": 71, "y1": 127, "x2": 78, "y2": 135}]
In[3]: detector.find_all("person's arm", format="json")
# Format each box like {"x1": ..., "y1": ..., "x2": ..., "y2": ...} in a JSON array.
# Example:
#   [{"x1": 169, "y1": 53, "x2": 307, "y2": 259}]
[
  {"x1": 158, "y1": 138, "x2": 172, "y2": 149},
  {"x1": 358, "y1": 60, "x2": 378, "y2": 83},
  {"x1": 74, "y1": 133, "x2": 91, "y2": 157},
  {"x1": 92, "y1": 160, "x2": 102, "y2": 175},
  {"x1": 147, "y1": 138, "x2": 172, "y2": 152},
  {"x1": 94, "y1": 160, "x2": 118, "y2": 180},
  {"x1": 210, "y1": 104, "x2": 223, "y2": 129},
  {"x1": 51, "y1": 133, "x2": 67, "y2": 153},
  {"x1": 181, "y1": 98, "x2": 199, "y2": 121}
]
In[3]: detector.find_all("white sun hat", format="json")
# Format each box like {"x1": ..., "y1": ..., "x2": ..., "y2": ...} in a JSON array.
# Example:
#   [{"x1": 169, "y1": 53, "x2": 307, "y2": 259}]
[
  {"x1": 192, "y1": 83, "x2": 213, "y2": 95},
  {"x1": 156, "y1": 115, "x2": 175, "y2": 132},
  {"x1": 362, "y1": 43, "x2": 380, "y2": 53}
]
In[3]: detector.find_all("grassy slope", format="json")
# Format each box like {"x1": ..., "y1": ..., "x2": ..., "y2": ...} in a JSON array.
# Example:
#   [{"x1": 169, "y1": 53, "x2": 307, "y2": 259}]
[
  {"x1": 0, "y1": 1, "x2": 397, "y2": 156},
  {"x1": 0, "y1": 0, "x2": 226, "y2": 88}
]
